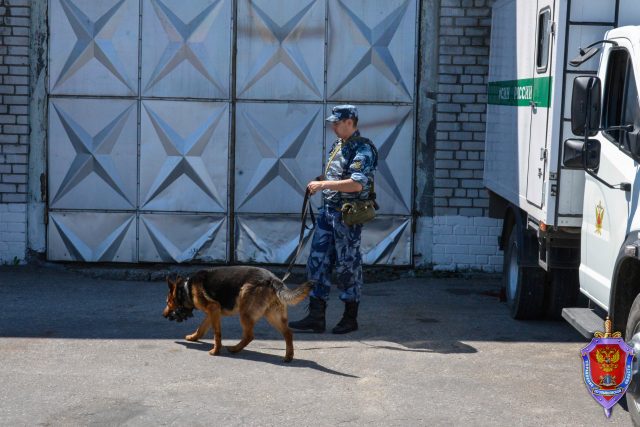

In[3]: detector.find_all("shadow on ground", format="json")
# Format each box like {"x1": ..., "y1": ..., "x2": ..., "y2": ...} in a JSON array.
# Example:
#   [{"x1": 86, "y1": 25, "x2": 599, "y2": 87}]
[{"x1": 0, "y1": 266, "x2": 583, "y2": 358}]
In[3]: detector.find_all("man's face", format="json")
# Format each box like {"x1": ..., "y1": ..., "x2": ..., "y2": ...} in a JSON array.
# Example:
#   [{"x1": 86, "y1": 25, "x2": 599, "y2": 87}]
[{"x1": 331, "y1": 119, "x2": 355, "y2": 139}]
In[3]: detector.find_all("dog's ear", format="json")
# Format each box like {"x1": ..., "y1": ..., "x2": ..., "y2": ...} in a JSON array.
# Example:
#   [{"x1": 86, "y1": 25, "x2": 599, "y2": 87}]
[{"x1": 166, "y1": 275, "x2": 175, "y2": 291}]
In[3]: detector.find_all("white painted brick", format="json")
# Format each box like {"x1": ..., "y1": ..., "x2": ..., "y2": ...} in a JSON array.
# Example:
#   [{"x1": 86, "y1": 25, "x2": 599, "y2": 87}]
[
  {"x1": 446, "y1": 216, "x2": 469, "y2": 226},
  {"x1": 469, "y1": 244, "x2": 498, "y2": 255},
  {"x1": 476, "y1": 255, "x2": 489, "y2": 264},
  {"x1": 473, "y1": 217, "x2": 498, "y2": 226},
  {"x1": 8, "y1": 242, "x2": 25, "y2": 253},
  {"x1": 464, "y1": 225, "x2": 478, "y2": 234},
  {"x1": 490, "y1": 226, "x2": 502, "y2": 235},
  {"x1": 457, "y1": 235, "x2": 481, "y2": 245},
  {"x1": 2, "y1": 231, "x2": 25, "y2": 242},
  {"x1": 489, "y1": 255, "x2": 503, "y2": 265},
  {"x1": 434, "y1": 234, "x2": 458, "y2": 244},
  {"x1": 454, "y1": 254, "x2": 477, "y2": 264},
  {"x1": 433, "y1": 254, "x2": 453, "y2": 264},
  {"x1": 453, "y1": 224, "x2": 467, "y2": 235},
  {"x1": 433, "y1": 224, "x2": 453, "y2": 235},
  {"x1": 5, "y1": 221, "x2": 27, "y2": 234},
  {"x1": 434, "y1": 263, "x2": 456, "y2": 272},
  {"x1": 1, "y1": 212, "x2": 25, "y2": 223},
  {"x1": 429, "y1": 215, "x2": 503, "y2": 271},
  {"x1": 481, "y1": 235, "x2": 498, "y2": 245},
  {"x1": 444, "y1": 244, "x2": 468, "y2": 254},
  {"x1": 476, "y1": 226, "x2": 489, "y2": 236}
]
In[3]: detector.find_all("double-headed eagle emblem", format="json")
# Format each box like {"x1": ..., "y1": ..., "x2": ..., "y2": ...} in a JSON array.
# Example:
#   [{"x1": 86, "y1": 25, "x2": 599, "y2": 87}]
[{"x1": 595, "y1": 201, "x2": 605, "y2": 235}]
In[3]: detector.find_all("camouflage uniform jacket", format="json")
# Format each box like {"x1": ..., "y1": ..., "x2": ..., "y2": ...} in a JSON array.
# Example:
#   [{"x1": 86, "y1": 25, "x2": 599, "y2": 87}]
[{"x1": 322, "y1": 130, "x2": 377, "y2": 208}]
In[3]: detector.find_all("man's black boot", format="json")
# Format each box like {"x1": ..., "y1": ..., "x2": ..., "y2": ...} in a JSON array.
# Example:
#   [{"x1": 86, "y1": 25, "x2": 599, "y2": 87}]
[
  {"x1": 289, "y1": 296, "x2": 326, "y2": 333},
  {"x1": 332, "y1": 301, "x2": 359, "y2": 334}
]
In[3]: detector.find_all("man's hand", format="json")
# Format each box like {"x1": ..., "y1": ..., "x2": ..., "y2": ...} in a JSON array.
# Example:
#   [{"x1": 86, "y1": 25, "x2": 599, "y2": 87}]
[{"x1": 307, "y1": 180, "x2": 324, "y2": 195}]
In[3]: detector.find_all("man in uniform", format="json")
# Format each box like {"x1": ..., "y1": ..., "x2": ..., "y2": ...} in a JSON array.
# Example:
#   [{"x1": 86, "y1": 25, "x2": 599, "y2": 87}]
[{"x1": 289, "y1": 105, "x2": 377, "y2": 334}]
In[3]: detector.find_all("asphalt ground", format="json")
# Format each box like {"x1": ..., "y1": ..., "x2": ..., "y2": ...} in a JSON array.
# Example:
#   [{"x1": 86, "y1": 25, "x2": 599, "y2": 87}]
[{"x1": 0, "y1": 266, "x2": 631, "y2": 426}]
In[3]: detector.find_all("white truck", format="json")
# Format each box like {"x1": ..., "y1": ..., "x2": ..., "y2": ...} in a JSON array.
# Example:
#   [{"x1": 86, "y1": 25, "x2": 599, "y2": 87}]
[{"x1": 485, "y1": 0, "x2": 640, "y2": 421}]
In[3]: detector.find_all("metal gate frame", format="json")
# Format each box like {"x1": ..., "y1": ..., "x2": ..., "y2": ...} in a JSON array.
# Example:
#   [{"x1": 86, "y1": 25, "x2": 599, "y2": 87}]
[{"x1": 45, "y1": 0, "x2": 420, "y2": 266}]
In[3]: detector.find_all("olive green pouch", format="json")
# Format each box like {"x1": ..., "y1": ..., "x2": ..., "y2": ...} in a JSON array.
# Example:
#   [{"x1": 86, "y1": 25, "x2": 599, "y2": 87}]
[{"x1": 341, "y1": 199, "x2": 376, "y2": 226}]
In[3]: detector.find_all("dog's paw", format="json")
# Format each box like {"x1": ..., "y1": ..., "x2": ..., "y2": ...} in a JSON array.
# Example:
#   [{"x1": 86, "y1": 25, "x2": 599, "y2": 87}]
[
  {"x1": 208, "y1": 347, "x2": 221, "y2": 356},
  {"x1": 226, "y1": 345, "x2": 241, "y2": 353},
  {"x1": 185, "y1": 334, "x2": 199, "y2": 342},
  {"x1": 283, "y1": 355, "x2": 293, "y2": 363}
]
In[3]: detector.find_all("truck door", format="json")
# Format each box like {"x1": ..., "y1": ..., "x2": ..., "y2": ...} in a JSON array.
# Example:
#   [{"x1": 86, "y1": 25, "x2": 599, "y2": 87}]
[
  {"x1": 580, "y1": 40, "x2": 639, "y2": 308},
  {"x1": 526, "y1": 1, "x2": 554, "y2": 208}
]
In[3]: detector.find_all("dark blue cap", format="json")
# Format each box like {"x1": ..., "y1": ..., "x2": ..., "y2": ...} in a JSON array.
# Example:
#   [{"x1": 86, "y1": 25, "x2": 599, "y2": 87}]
[{"x1": 325, "y1": 104, "x2": 358, "y2": 122}]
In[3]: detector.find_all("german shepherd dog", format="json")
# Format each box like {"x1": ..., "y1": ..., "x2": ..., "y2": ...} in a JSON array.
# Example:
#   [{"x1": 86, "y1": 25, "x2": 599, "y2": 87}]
[{"x1": 163, "y1": 266, "x2": 313, "y2": 362}]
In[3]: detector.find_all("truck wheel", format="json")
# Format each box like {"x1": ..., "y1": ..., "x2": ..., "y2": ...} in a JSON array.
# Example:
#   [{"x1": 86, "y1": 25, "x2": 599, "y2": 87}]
[
  {"x1": 502, "y1": 226, "x2": 545, "y2": 319},
  {"x1": 545, "y1": 269, "x2": 580, "y2": 319},
  {"x1": 625, "y1": 294, "x2": 640, "y2": 425}
]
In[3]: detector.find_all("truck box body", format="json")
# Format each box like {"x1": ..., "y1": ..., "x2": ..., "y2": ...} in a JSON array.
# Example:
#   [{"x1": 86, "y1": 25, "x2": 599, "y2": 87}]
[{"x1": 484, "y1": 0, "x2": 640, "y2": 228}]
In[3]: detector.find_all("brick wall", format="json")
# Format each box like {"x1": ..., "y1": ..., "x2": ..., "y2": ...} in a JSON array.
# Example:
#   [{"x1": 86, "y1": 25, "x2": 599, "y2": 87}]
[
  {"x1": 427, "y1": 0, "x2": 503, "y2": 272},
  {"x1": 431, "y1": 216, "x2": 502, "y2": 272},
  {"x1": 434, "y1": 0, "x2": 493, "y2": 217},
  {"x1": 0, "y1": 0, "x2": 30, "y2": 263}
]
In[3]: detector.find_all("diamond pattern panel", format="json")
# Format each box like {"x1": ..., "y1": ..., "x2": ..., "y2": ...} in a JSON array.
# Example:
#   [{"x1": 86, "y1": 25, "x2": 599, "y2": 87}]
[
  {"x1": 236, "y1": 215, "x2": 410, "y2": 265},
  {"x1": 361, "y1": 216, "x2": 411, "y2": 265},
  {"x1": 46, "y1": 1, "x2": 418, "y2": 266},
  {"x1": 48, "y1": 98, "x2": 138, "y2": 210},
  {"x1": 325, "y1": 104, "x2": 413, "y2": 215},
  {"x1": 235, "y1": 102, "x2": 323, "y2": 213},
  {"x1": 236, "y1": 0, "x2": 325, "y2": 100},
  {"x1": 139, "y1": 213, "x2": 227, "y2": 262},
  {"x1": 140, "y1": 100, "x2": 229, "y2": 212},
  {"x1": 49, "y1": 0, "x2": 139, "y2": 95},
  {"x1": 327, "y1": 0, "x2": 416, "y2": 102},
  {"x1": 235, "y1": 215, "x2": 314, "y2": 264},
  {"x1": 48, "y1": 211, "x2": 137, "y2": 262},
  {"x1": 142, "y1": 0, "x2": 231, "y2": 98}
]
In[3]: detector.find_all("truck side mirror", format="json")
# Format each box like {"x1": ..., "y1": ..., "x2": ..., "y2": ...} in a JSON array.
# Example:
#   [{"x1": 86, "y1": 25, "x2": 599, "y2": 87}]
[
  {"x1": 562, "y1": 138, "x2": 601, "y2": 170},
  {"x1": 571, "y1": 76, "x2": 601, "y2": 136}
]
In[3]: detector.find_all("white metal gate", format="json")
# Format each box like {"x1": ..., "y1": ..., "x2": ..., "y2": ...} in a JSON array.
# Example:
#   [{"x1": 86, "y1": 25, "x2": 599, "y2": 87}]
[{"x1": 46, "y1": 0, "x2": 417, "y2": 265}]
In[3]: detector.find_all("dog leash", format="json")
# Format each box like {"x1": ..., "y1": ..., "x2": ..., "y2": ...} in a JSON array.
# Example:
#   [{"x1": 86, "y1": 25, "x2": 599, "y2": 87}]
[{"x1": 281, "y1": 185, "x2": 317, "y2": 282}]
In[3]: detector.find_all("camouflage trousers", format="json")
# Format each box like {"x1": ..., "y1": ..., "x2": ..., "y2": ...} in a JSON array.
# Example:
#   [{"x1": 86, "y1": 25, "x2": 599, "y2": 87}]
[{"x1": 307, "y1": 206, "x2": 363, "y2": 302}]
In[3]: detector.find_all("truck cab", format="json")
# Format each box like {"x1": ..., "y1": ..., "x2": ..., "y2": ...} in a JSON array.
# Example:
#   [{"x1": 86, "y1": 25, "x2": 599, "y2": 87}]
[
  {"x1": 576, "y1": 27, "x2": 640, "y2": 315},
  {"x1": 561, "y1": 26, "x2": 640, "y2": 423}
]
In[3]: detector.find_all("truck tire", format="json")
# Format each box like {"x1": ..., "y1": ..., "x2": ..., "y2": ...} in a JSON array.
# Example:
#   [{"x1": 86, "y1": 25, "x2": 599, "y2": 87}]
[
  {"x1": 625, "y1": 294, "x2": 640, "y2": 426},
  {"x1": 502, "y1": 226, "x2": 545, "y2": 320},
  {"x1": 545, "y1": 269, "x2": 580, "y2": 319}
]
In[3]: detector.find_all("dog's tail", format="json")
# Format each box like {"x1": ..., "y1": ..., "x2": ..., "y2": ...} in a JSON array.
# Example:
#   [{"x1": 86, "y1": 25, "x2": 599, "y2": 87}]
[{"x1": 272, "y1": 279, "x2": 314, "y2": 306}]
